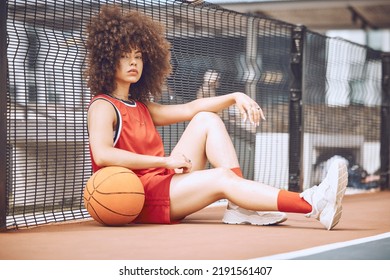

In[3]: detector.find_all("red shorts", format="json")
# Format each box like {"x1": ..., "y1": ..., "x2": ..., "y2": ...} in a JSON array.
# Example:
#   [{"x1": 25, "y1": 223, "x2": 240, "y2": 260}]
[{"x1": 132, "y1": 169, "x2": 176, "y2": 224}]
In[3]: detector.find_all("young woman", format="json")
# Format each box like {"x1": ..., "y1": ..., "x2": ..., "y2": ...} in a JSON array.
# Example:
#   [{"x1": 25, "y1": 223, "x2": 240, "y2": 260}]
[{"x1": 85, "y1": 5, "x2": 348, "y2": 230}]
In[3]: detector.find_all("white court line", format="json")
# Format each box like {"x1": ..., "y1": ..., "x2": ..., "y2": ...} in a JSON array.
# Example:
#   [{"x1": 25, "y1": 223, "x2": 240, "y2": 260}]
[{"x1": 252, "y1": 232, "x2": 390, "y2": 260}]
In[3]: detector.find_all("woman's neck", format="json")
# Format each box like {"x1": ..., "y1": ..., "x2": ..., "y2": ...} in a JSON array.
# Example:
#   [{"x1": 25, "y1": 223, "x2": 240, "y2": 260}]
[{"x1": 111, "y1": 83, "x2": 131, "y2": 101}]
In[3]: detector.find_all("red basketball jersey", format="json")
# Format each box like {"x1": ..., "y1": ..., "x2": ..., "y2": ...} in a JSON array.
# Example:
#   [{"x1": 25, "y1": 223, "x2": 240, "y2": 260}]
[{"x1": 88, "y1": 94, "x2": 171, "y2": 178}]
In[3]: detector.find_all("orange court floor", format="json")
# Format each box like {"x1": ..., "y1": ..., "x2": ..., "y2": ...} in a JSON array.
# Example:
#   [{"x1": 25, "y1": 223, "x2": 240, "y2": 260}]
[{"x1": 0, "y1": 190, "x2": 389, "y2": 260}]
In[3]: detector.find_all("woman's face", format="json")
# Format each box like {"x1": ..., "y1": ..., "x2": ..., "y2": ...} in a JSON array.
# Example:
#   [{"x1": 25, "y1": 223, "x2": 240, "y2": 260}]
[{"x1": 115, "y1": 49, "x2": 143, "y2": 85}]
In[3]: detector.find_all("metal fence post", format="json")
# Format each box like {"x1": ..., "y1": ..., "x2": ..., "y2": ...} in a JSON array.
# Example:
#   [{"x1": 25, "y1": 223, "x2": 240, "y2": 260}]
[
  {"x1": 288, "y1": 25, "x2": 305, "y2": 192},
  {"x1": 381, "y1": 53, "x2": 390, "y2": 190},
  {"x1": 0, "y1": 0, "x2": 8, "y2": 230}
]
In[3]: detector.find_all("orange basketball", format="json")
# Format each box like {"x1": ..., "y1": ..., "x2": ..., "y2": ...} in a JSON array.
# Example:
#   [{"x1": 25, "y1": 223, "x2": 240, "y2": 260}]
[{"x1": 83, "y1": 166, "x2": 145, "y2": 226}]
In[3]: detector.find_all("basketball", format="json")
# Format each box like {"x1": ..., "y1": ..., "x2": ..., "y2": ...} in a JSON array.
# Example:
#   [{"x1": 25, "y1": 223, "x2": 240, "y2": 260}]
[{"x1": 83, "y1": 166, "x2": 145, "y2": 226}]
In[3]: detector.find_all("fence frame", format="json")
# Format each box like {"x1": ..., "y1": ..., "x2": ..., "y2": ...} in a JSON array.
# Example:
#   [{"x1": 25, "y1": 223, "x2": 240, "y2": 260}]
[
  {"x1": 288, "y1": 25, "x2": 305, "y2": 192},
  {"x1": 381, "y1": 53, "x2": 390, "y2": 190},
  {"x1": 0, "y1": 0, "x2": 8, "y2": 230}
]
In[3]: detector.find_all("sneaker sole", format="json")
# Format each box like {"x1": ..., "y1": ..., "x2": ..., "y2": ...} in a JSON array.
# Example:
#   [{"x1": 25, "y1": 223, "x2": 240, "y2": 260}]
[
  {"x1": 323, "y1": 160, "x2": 348, "y2": 230},
  {"x1": 222, "y1": 210, "x2": 288, "y2": 226}
]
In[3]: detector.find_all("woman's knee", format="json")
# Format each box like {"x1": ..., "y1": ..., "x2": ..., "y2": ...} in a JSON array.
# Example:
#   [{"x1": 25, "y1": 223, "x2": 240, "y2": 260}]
[
  {"x1": 212, "y1": 167, "x2": 237, "y2": 184},
  {"x1": 211, "y1": 167, "x2": 239, "y2": 196},
  {"x1": 191, "y1": 111, "x2": 224, "y2": 128}
]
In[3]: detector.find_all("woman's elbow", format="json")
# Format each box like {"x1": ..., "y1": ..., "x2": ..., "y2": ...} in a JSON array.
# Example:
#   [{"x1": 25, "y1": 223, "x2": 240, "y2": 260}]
[{"x1": 90, "y1": 148, "x2": 112, "y2": 167}]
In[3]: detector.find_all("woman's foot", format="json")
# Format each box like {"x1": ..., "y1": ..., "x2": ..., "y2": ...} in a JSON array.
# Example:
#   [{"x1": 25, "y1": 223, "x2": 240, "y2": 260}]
[{"x1": 300, "y1": 158, "x2": 348, "y2": 230}]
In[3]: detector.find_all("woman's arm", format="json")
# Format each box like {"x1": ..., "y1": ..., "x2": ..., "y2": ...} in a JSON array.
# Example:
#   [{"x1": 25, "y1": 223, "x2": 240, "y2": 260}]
[
  {"x1": 147, "y1": 92, "x2": 265, "y2": 126},
  {"x1": 88, "y1": 99, "x2": 192, "y2": 172}
]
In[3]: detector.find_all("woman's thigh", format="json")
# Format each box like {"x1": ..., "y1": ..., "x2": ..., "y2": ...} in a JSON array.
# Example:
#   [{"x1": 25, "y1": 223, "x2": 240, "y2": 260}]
[
  {"x1": 170, "y1": 111, "x2": 238, "y2": 171},
  {"x1": 170, "y1": 112, "x2": 210, "y2": 171},
  {"x1": 169, "y1": 167, "x2": 233, "y2": 220}
]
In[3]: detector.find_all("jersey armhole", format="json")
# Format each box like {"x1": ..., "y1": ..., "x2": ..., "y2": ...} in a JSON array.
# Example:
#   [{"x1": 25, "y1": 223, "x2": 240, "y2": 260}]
[{"x1": 88, "y1": 97, "x2": 121, "y2": 145}]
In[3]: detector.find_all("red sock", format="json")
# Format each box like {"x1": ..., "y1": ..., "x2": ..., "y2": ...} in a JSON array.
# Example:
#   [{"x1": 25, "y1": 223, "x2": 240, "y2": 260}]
[
  {"x1": 231, "y1": 167, "x2": 243, "y2": 178},
  {"x1": 231, "y1": 168, "x2": 311, "y2": 213},
  {"x1": 277, "y1": 190, "x2": 312, "y2": 213}
]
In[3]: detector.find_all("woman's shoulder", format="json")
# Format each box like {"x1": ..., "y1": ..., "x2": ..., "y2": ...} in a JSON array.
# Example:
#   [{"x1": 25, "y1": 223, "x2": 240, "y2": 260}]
[
  {"x1": 88, "y1": 94, "x2": 118, "y2": 113},
  {"x1": 90, "y1": 93, "x2": 114, "y2": 102}
]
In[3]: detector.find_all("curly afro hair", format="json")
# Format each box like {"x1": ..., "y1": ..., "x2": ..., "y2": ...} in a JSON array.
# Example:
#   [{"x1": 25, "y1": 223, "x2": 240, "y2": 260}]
[{"x1": 85, "y1": 5, "x2": 172, "y2": 102}]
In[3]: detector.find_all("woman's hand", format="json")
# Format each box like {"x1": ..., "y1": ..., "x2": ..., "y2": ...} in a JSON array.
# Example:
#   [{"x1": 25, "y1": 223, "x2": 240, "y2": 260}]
[
  {"x1": 233, "y1": 92, "x2": 265, "y2": 126},
  {"x1": 165, "y1": 153, "x2": 192, "y2": 173}
]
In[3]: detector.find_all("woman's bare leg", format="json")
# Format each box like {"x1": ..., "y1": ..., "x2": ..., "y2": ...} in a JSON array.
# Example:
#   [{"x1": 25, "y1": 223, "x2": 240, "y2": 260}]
[
  {"x1": 169, "y1": 112, "x2": 280, "y2": 220},
  {"x1": 170, "y1": 167, "x2": 279, "y2": 220},
  {"x1": 169, "y1": 111, "x2": 240, "y2": 171}
]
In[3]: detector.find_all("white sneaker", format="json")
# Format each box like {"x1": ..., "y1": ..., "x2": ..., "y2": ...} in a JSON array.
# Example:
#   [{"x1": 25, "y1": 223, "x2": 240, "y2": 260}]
[
  {"x1": 300, "y1": 158, "x2": 348, "y2": 230},
  {"x1": 222, "y1": 203, "x2": 287, "y2": 226}
]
